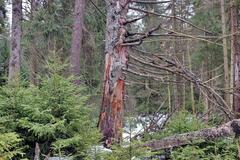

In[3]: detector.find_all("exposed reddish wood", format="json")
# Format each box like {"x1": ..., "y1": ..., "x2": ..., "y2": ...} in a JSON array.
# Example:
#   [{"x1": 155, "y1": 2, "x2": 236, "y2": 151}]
[
  {"x1": 231, "y1": 0, "x2": 240, "y2": 117},
  {"x1": 99, "y1": 0, "x2": 129, "y2": 147}
]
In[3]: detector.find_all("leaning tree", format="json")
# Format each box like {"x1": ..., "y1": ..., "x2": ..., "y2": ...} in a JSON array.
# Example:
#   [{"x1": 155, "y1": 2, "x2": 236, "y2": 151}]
[{"x1": 98, "y1": 0, "x2": 236, "y2": 147}]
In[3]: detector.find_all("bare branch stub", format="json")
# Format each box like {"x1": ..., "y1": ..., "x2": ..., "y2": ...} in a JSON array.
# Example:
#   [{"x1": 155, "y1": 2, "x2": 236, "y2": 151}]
[{"x1": 129, "y1": 6, "x2": 215, "y2": 35}]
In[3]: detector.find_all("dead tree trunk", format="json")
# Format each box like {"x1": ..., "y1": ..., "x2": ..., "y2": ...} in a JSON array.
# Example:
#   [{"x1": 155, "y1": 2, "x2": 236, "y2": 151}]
[
  {"x1": 8, "y1": 0, "x2": 22, "y2": 82},
  {"x1": 70, "y1": 0, "x2": 85, "y2": 83},
  {"x1": 231, "y1": 0, "x2": 240, "y2": 117},
  {"x1": 98, "y1": 0, "x2": 129, "y2": 147},
  {"x1": 144, "y1": 119, "x2": 240, "y2": 151}
]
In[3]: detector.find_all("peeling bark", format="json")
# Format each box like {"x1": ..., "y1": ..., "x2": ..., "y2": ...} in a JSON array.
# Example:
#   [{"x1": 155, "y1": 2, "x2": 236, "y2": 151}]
[
  {"x1": 99, "y1": 0, "x2": 129, "y2": 147},
  {"x1": 8, "y1": 0, "x2": 22, "y2": 82},
  {"x1": 144, "y1": 119, "x2": 240, "y2": 151}
]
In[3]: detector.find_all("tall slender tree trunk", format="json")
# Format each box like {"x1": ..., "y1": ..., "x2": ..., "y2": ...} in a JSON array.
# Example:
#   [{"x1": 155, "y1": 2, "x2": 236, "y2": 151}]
[
  {"x1": 182, "y1": 51, "x2": 186, "y2": 110},
  {"x1": 180, "y1": 2, "x2": 185, "y2": 110},
  {"x1": 230, "y1": 38, "x2": 234, "y2": 110},
  {"x1": 187, "y1": 40, "x2": 195, "y2": 114},
  {"x1": 230, "y1": 0, "x2": 234, "y2": 110},
  {"x1": 29, "y1": 0, "x2": 40, "y2": 85},
  {"x1": 171, "y1": 0, "x2": 179, "y2": 110},
  {"x1": 231, "y1": 0, "x2": 240, "y2": 117},
  {"x1": 98, "y1": 0, "x2": 129, "y2": 147},
  {"x1": 70, "y1": 0, "x2": 85, "y2": 83},
  {"x1": 220, "y1": 0, "x2": 230, "y2": 105},
  {"x1": 8, "y1": 0, "x2": 22, "y2": 82},
  {"x1": 204, "y1": 59, "x2": 211, "y2": 123},
  {"x1": 29, "y1": 51, "x2": 37, "y2": 84},
  {"x1": 167, "y1": 75, "x2": 172, "y2": 111}
]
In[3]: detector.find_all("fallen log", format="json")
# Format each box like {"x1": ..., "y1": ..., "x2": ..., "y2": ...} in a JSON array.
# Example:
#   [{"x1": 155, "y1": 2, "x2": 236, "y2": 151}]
[{"x1": 144, "y1": 119, "x2": 240, "y2": 151}]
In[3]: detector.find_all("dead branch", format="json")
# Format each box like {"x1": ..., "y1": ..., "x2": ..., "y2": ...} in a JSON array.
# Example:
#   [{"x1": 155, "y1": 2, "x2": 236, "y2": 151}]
[
  {"x1": 125, "y1": 14, "x2": 148, "y2": 25},
  {"x1": 129, "y1": 49, "x2": 233, "y2": 118},
  {"x1": 129, "y1": 7, "x2": 214, "y2": 34},
  {"x1": 161, "y1": 28, "x2": 225, "y2": 47},
  {"x1": 123, "y1": 23, "x2": 161, "y2": 45}
]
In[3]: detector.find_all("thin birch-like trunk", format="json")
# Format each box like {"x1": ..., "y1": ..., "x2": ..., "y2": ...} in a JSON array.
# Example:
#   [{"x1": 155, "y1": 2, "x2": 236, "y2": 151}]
[{"x1": 171, "y1": 0, "x2": 179, "y2": 109}]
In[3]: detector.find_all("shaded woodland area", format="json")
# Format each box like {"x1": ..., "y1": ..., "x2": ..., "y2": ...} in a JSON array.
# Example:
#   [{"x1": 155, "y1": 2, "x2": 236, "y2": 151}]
[{"x1": 1, "y1": 0, "x2": 240, "y2": 159}]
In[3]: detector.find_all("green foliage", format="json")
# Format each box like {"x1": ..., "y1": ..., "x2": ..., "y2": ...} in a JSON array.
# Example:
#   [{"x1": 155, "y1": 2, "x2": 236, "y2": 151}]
[
  {"x1": 98, "y1": 142, "x2": 151, "y2": 160},
  {"x1": 192, "y1": 1, "x2": 221, "y2": 33},
  {"x1": 0, "y1": 132, "x2": 24, "y2": 159},
  {"x1": 141, "y1": 111, "x2": 237, "y2": 159},
  {"x1": 0, "y1": 58, "x2": 100, "y2": 159},
  {"x1": 0, "y1": 0, "x2": 238, "y2": 159},
  {"x1": 21, "y1": 0, "x2": 73, "y2": 80},
  {"x1": 192, "y1": 42, "x2": 223, "y2": 71},
  {"x1": 0, "y1": 0, "x2": 6, "y2": 33},
  {"x1": 171, "y1": 145, "x2": 205, "y2": 160},
  {"x1": 190, "y1": 0, "x2": 224, "y2": 95},
  {"x1": 87, "y1": 116, "x2": 153, "y2": 160},
  {"x1": 131, "y1": 81, "x2": 166, "y2": 114},
  {"x1": 184, "y1": 89, "x2": 204, "y2": 114},
  {"x1": 165, "y1": 111, "x2": 206, "y2": 134},
  {"x1": 21, "y1": 0, "x2": 106, "y2": 91},
  {"x1": 143, "y1": 111, "x2": 207, "y2": 141},
  {"x1": 171, "y1": 138, "x2": 237, "y2": 160},
  {"x1": 0, "y1": 37, "x2": 8, "y2": 85}
]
